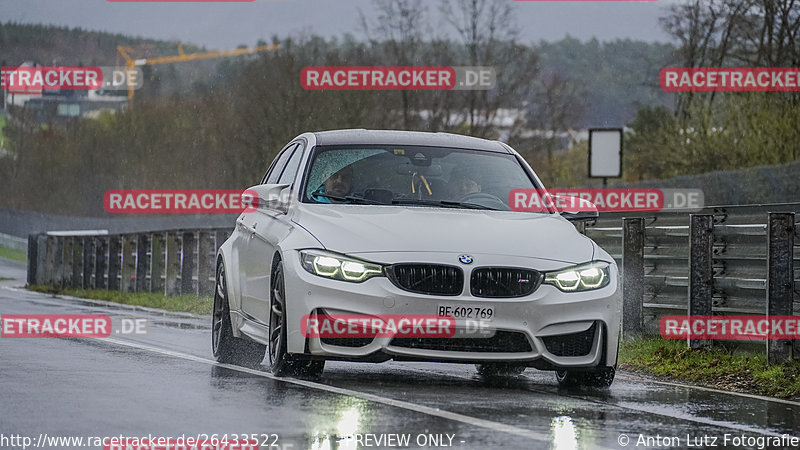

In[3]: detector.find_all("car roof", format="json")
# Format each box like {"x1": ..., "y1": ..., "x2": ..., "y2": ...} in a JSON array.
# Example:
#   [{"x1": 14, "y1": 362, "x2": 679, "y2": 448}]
[{"x1": 312, "y1": 129, "x2": 511, "y2": 154}]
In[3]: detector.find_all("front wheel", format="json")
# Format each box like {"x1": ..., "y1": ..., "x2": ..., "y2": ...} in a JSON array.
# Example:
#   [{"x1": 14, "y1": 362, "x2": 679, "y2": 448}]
[
  {"x1": 268, "y1": 260, "x2": 325, "y2": 378},
  {"x1": 212, "y1": 262, "x2": 266, "y2": 368},
  {"x1": 556, "y1": 366, "x2": 615, "y2": 388}
]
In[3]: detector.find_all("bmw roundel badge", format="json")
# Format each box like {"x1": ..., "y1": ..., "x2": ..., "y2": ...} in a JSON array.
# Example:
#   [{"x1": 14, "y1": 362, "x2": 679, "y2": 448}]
[{"x1": 458, "y1": 255, "x2": 474, "y2": 265}]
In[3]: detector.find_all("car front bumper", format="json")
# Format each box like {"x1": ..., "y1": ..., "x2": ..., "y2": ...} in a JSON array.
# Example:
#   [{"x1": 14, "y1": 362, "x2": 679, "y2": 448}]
[{"x1": 282, "y1": 250, "x2": 621, "y2": 369}]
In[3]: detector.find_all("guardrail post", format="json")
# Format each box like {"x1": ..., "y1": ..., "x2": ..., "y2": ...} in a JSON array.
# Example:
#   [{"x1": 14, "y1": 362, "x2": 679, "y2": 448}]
[
  {"x1": 71, "y1": 237, "x2": 82, "y2": 289},
  {"x1": 198, "y1": 231, "x2": 215, "y2": 296},
  {"x1": 121, "y1": 235, "x2": 136, "y2": 293},
  {"x1": 44, "y1": 235, "x2": 56, "y2": 285},
  {"x1": 689, "y1": 214, "x2": 714, "y2": 349},
  {"x1": 27, "y1": 234, "x2": 39, "y2": 286},
  {"x1": 82, "y1": 237, "x2": 94, "y2": 289},
  {"x1": 136, "y1": 234, "x2": 150, "y2": 292},
  {"x1": 95, "y1": 237, "x2": 108, "y2": 290},
  {"x1": 71, "y1": 237, "x2": 81, "y2": 288},
  {"x1": 108, "y1": 236, "x2": 121, "y2": 291},
  {"x1": 767, "y1": 213, "x2": 794, "y2": 364},
  {"x1": 151, "y1": 233, "x2": 165, "y2": 294},
  {"x1": 34, "y1": 234, "x2": 47, "y2": 285},
  {"x1": 61, "y1": 237, "x2": 72, "y2": 288},
  {"x1": 165, "y1": 232, "x2": 181, "y2": 296},
  {"x1": 181, "y1": 231, "x2": 196, "y2": 295},
  {"x1": 622, "y1": 217, "x2": 645, "y2": 338}
]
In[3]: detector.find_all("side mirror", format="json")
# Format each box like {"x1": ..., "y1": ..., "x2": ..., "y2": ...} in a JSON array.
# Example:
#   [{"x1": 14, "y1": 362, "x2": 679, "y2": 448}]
[
  {"x1": 554, "y1": 195, "x2": 599, "y2": 222},
  {"x1": 242, "y1": 183, "x2": 291, "y2": 213}
]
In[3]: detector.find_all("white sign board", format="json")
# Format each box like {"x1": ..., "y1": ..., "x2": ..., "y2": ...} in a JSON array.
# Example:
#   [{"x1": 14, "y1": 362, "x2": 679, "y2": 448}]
[{"x1": 589, "y1": 129, "x2": 622, "y2": 178}]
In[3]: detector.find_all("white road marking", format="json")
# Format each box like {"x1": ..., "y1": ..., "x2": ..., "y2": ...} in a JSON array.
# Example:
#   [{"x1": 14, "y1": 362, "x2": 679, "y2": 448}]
[
  {"x1": 394, "y1": 358, "x2": 800, "y2": 409},
  {"x1": 617, "y1": 374, "x2": 800, "y2": 407},
  {"x1": 102, "y1": 337, "x2": 559, "y2": 444},
  {"x1": 7, "y1": 285, "x2": 800, "y2": 439},
  {"x1": 397, "y1": 365, "x2": 795, "y2": 437}
]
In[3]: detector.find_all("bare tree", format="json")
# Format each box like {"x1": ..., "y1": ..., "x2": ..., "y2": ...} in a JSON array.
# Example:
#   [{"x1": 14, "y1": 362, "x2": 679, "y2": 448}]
[
  {"x1": 438, "y1": 0, "x2": 538, "y2": 137},
  {"x1": 528, "y1": 71, "x2": 585, "y2": 165},
  {"x1": 360, "y1": 0, "x2": 431, "y2": 128},
  {"x1": 661, "y1": 0, "x2": 800, "y2": 117}
]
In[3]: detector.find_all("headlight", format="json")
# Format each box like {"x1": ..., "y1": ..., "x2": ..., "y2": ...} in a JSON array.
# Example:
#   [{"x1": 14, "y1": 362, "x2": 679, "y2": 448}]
[
  {"x1": 299, "y1": 250, "x2": 384, "y2": 283},
  {"x1": 544, "y1": 261, "x2": 611, "y2": 292}
]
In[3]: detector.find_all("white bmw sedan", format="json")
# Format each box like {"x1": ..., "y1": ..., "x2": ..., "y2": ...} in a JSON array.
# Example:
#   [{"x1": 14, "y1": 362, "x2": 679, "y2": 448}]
[{"x1": 213, "y1": 129, "x2": 621, "y2": 387}]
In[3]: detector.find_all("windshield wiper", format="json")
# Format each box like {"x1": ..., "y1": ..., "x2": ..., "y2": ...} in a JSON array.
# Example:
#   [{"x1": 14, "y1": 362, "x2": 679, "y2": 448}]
[
  {"x1": 391, "y1": 198, "x2": 498, "y2": 210},
  {"x1": 313, "y1": 193, "x2": 386, "y2": 205}
]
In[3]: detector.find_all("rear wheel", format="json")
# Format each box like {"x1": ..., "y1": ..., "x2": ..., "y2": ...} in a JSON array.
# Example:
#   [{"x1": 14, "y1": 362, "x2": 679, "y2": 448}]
[
  {"x1": 212, "y1": 262, "x2": 266, "y2": 368},
  {"x1": 268, "y1": 260, "x2": 325, "y2": 377},
  {"x1": 475, "y1": 363, "x2": 527, "y2": 377},
  {"x1": 556, "y1": 366, "x2": 615, "y2": 388}
]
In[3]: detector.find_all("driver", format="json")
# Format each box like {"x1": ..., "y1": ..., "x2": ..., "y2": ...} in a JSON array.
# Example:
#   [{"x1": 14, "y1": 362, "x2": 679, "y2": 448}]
[
  {"x1": 448, "y1": 169, "x2": 482, "y2": 199},
  {"x1": 311, "y1": 165, "x2": 354, "y2": 203}
]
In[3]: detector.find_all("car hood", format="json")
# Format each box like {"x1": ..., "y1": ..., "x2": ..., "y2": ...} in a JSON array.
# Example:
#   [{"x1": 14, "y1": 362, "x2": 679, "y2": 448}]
[{"x1": 292, "y1": 205, "x2": 595, "y2": 264}]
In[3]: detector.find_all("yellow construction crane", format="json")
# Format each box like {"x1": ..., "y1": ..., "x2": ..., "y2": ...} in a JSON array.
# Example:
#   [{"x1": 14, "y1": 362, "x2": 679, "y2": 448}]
[{"x1": 116, "y1": 42, "x2": 281, "y2": 101}]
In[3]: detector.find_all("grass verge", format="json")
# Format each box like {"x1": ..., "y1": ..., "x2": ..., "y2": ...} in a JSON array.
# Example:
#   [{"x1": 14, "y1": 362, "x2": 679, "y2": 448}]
[
  {"x1": 0, "y1": 245, "x2": 27, "y2": 262},
  {"x1": 619, "y1": 338, "x2": 800, "y2": 399},
  {"x1": 28, "y1": 285, "x2": 213, "y2": 315}
]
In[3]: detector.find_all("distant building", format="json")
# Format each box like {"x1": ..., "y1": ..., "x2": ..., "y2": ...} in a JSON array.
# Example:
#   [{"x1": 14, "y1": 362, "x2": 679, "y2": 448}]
[{"x1": 3, "y1": 61, "x2": 128, "y2": 125}]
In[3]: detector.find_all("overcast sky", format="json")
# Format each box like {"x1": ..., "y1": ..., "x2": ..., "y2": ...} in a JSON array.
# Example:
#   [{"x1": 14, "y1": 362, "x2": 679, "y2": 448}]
[{"x1": 1, "y1": 0, "x2": 680, "y2": 49}]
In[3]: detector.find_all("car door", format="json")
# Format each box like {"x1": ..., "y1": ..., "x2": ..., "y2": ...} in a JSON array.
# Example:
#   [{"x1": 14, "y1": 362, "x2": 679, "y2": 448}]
[
  {"x1": 240, "y1": 142, "x2": 304, "y2": 325},
  {"x1": 234, "y1": 142, "x2": 297, "y2": 318}
]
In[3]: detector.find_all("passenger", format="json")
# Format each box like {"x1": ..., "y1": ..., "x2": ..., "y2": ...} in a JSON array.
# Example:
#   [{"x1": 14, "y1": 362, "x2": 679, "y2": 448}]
[{"x1": 448, "y1": 170, "x2": 482, "y2": 200}]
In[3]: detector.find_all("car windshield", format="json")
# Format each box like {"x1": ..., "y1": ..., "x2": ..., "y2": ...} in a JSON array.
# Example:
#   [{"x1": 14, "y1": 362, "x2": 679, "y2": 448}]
[{"x1": 302, "y1": 145, "x2": 540, "y2": 211}]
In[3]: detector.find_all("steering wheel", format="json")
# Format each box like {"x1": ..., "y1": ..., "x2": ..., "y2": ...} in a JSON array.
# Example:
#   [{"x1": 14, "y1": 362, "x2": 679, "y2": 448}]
[{"x1": 458, "y1": 192, "x2": 508, "y2": 210}]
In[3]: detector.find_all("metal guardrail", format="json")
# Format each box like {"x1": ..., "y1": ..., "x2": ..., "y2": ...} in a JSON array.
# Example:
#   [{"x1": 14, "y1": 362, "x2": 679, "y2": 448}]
[
  {"x1": 585, "y1": 203, "x2": 799, "y2": 363},
  {"x1": 27, "y1": 228, "x2": 231, "y2": 297},
  {"x1": 24, "y1": 203, "x2": 799, "y2": 363},
  {"x1": 0, "y1": 232, "x2": 28, "y2": 253}
]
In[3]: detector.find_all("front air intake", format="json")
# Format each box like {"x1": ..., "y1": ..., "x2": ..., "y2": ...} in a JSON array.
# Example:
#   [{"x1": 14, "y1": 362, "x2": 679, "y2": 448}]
[
  {"x1": 386, "y1": 264, "x2": 463, "y2": 296},
  {"x1": 470, "y1": 267, "x2": 542, "y2": 298}
]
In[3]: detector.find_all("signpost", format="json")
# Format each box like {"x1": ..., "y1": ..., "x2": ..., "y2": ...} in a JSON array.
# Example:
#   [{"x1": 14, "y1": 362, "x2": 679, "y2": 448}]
[{"x1": 588, "y1": 128, "x2": 623, "y2": 187}]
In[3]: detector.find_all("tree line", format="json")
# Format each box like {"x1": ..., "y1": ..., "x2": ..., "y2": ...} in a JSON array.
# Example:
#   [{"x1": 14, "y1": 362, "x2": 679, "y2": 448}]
[
  {"x1": 625, "y1": 0, "x2": 800, "y2": 181},
  {"x1": 2, "y1": 0, "x2": 797, "y2": 215}
]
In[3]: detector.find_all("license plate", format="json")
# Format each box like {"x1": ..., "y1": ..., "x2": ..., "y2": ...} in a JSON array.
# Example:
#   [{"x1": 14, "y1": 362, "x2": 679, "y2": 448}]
[{"x1": 437, "y1": 305, "x2": 494, "y2": 321}]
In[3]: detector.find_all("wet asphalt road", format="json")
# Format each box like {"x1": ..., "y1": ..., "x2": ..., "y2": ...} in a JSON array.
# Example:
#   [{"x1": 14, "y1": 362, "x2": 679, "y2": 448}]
[{"x1": 1, "y1": 257, "x2": 798, "y2": 450}]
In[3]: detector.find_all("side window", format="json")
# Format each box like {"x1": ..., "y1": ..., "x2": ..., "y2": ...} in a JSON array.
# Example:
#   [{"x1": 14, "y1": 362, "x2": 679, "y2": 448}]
[
  {"x1": 277, "y1": 143, "x2": 305, "y2": 185},
  {"x1": 263, "y1": 143, "x2": 298, "y2": 184}
]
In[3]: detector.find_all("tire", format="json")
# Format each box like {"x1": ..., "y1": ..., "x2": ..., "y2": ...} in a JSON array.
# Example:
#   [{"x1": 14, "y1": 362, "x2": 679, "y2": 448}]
[
  {"x1": 555, "y1": 366, "x2": 615, "y2": 388},
  {"x1": 268, "y1": 260, "x2": 325, "y2": 378},
  {"x1": 475, "y1": 363, "x2": 527, "y2": 377},
  {"x1": 212, "y1": 262, "x2": 266, "y2": 368}
]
